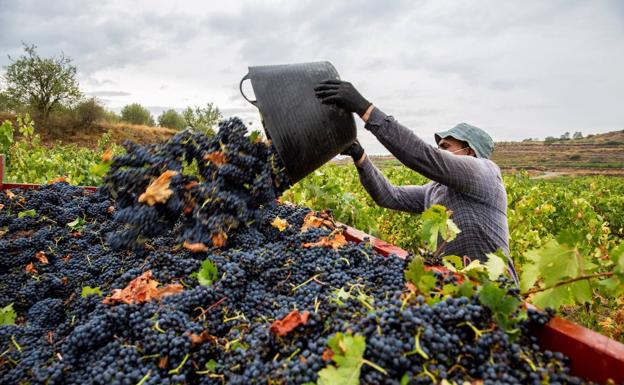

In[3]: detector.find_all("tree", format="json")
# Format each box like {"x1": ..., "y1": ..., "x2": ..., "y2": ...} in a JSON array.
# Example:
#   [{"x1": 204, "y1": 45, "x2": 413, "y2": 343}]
[
  {"x1": 158, "y1": 109, "x2": 186, "y2": 130},
  {"x1": 1, "y1": 43, "x2": 81, "y2": 120},
  {"x1": 183, "y1": 102, "x2": 221, "y2": 136},
  {"x1": 74, "y1": 97, "x2": 106, "y2": 128},
  {"x1": 560, "y1": 132, "x2": 570, "y2": 140},
  {"x1": 544, "y1": 136, "x2": 557, "y2": 145},
  {"x1": 573, "y1": 131, "x2": 583, "y2": 139},
  {"x1": 121, "y1": 103, "x2": 155, "y2": 126}
]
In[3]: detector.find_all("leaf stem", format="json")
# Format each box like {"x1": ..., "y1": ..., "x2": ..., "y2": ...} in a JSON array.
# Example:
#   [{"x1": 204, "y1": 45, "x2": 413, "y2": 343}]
[{"x1": 523, "y1": 272, "x2": 614, "y2": 296}]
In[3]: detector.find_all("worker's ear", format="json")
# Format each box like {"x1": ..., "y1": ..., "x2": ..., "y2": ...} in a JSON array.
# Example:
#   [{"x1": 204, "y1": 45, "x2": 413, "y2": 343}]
[{"x1": 467, "y1": 148, "x2": 476, "y2": 157}]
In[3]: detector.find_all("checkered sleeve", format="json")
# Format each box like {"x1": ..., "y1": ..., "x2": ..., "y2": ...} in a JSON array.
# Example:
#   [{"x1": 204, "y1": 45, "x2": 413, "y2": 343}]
[{"x1": 355, "y1": 156, "x2": 427, "y2": 213}]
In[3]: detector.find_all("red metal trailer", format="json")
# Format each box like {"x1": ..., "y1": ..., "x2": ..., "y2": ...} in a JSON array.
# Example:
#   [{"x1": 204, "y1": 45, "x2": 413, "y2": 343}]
[{"x1": 1, "y1": 155, "x2": 623, "y2": 383}]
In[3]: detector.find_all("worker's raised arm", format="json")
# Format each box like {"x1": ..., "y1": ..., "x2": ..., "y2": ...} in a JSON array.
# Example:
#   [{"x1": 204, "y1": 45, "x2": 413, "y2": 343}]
[
  {"x1": 362, "y1": 107, "x2": 498, "y2": 201},
  {"x1": 354, "y1": 154, "x2": 427, "y2": 212},
  {"x1": 314, "y1": 80, "x2": 499, "y2": 201}
]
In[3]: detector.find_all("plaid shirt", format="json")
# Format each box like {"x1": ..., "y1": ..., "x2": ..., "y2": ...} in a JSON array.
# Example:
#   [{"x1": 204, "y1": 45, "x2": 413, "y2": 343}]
[{"x1": 358, "y1": 108, "x2": 514, "y2": 278}]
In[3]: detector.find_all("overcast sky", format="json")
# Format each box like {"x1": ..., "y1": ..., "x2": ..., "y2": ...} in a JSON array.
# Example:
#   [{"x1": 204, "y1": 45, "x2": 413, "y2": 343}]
[{"x1": 1, "y1": 0, "x2": 623, "y2": 154}]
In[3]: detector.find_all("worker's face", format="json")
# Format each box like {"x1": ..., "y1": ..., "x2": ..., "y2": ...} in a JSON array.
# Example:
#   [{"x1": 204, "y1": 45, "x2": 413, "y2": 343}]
[{"x1": 437, "y1": 137, "x2": 475, "y2": 157}]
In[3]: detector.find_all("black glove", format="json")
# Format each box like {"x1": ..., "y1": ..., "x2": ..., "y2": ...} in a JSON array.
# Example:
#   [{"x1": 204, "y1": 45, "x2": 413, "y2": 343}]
[
  {"x1": 341, "y1": 140, "x2": 365, "y2": 162},
  {"x1": 314, "y1": 80, "x2": 371, "y2": 116}
]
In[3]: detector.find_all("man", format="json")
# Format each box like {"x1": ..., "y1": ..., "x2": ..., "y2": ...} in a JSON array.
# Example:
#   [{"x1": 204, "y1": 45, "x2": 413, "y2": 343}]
[{"x1": 314, "y1": 80, "x2": 517, "y2": 282}]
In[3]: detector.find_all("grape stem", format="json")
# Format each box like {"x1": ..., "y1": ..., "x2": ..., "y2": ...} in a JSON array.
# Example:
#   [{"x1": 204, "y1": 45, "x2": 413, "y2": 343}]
[{"x1": 523, "y1": 271, "x2": 614, "y2": 296}]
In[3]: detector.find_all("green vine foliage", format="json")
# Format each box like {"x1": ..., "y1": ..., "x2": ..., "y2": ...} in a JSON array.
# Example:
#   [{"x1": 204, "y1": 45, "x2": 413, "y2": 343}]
[{"x1": 1, "y1": 114, "x2": 123, "y2": 186}]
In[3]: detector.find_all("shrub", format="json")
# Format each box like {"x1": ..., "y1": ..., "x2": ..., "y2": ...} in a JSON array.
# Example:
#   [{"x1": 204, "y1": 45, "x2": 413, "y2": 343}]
[
  {"x1": 74, "y1": 97, "x2": 106, "y2": 128},
  {"x1": 158, "y1": 109, "x2": 186, "y2": 130},
  {"x1": 121, "y1": 103, "x2": 155, "y2": 126}
]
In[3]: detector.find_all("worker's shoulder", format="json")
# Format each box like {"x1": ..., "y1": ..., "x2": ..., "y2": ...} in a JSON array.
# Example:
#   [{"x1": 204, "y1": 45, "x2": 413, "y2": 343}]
[{"x1": 473, "y1": 157, "x2": 503, "y2": 179}]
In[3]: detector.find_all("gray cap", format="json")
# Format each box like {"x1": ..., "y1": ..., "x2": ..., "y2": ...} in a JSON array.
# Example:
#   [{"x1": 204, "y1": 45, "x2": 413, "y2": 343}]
[{"x1": 434, "y1": 123, "x2": 494, "y2": 159}]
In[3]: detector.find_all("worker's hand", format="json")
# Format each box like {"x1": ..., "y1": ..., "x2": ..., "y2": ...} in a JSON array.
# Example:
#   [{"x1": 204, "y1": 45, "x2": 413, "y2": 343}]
[
  {"x1": 314, "y1": 80, "x2": 371, "y2": 116},
  {"x1": 341, "y1": 140, "x2": 365, "y2": 164}
]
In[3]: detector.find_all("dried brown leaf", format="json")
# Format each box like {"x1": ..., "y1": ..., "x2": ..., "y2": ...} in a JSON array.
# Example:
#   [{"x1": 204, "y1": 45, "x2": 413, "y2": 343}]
[
  {"x1": 103, "y1": 270, "x2": 183, "y2": 305},
  {"x1": 189, "y1": 330, "x2": 217, "y2": 348},
  {"x1": 270, "y1": 310, "x2": 310, "y2": 337},
  {"x1": 25, "y1": 262, "x2": 37, "y2": 274},
  {"x1": 101, "y1": 148, "x2": 113, "y2": 162},
  {"x1": 211, "y1": 231, "x2": 227, "y2": 248},
  {"x1": 35, "y1": 251, "x2": 49, "y2": 264},
  {"x1": 183, "y1": 241, "x2": 209, "y2": 253},
  {"x1": 204, "y1": 151, "x2": 228, "y2": 166},
  {"x1": 47, "y1": 177, "x2": 67, "y2": 184},
  {"x1": 300, "y1": 211, "x2": 335, "y2": 232},
  {"x1": 138, "y1": 170, "x2": 178, "y2": 206},
  {"x1": 302, "y1": 233, "x2": 347, "y2": 250},
  {"x1": 159, "y1": 356, "x2": 169, "y2": 369}
]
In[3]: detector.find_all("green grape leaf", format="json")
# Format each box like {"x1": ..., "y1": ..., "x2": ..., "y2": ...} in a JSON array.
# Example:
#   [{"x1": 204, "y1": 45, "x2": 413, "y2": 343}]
[
  {"x1": 18, "y1": 209, "x2": 36, "y2": 218},
  {"x1": 205, "y1": 359, "x2": 218, "y2": 372},
  {"x1": 197, "y1": 258, "x2": 218, "y2": 286},
  {"x1": 0, "y1": 303, "x2": 17, "y2": 325},
  {"x1": 90, "y1": 161, "x2": 111, "y2": 178},
  {"x1": 420, "y1": 205, "x2": 460, "y2": 252},
  {"x1": 318, "y1": 332, "x2": 367, "y2": 385},
  {"x1": 331, "y1": 287, "x2": 352, "y2": 306},
  {"x1": 569, "y1": 280, "x2": 592, "y2": 304},
  {"x1": 531, "y1": 239, "x2": 578, "y2": 287},
  {"x1": 479, "y1": 282, "x2": 520, "y2": 330},
  {"x1": 400, "y1": 373, "x2": 410, "y2": 385},
  {"x1": 520, "y1": 250, "x2": 541, "y2": 293},
  {"x1": 457, "y1": 281, "x2": 475, "y2": 298},
  {"x1": 532, "y1": 286, "x2": 573, "y2": 309},
  {"x1": 67, "y1": 217, "x2": 86, "y2": 231},
  {"x1": 442, "y1": 255, "x2": 463, "y2": 271},
  {"x1": 81, "y1": 286, "x2": 103, "y2": 298},
  {"x1": 404, "y1": 256, "x2": 437, "y2": 295},
  {"x1": 485, "y1": 250, "x2": 507, "y2": 281}
]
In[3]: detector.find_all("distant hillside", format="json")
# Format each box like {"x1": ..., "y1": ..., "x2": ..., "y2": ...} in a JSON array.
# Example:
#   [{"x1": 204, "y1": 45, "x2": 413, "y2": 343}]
[
  {"x1": 0, "y1": 112, "x2": 177, "y2": 148},
  {"x1": 362, "y1": 129, "x2": 624, "y2": 176}
]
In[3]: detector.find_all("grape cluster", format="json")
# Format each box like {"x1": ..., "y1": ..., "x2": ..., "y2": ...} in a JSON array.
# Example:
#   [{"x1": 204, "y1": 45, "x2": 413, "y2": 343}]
[{"x1": 0, "y1": 128, "x2": 603, "y2": 384}]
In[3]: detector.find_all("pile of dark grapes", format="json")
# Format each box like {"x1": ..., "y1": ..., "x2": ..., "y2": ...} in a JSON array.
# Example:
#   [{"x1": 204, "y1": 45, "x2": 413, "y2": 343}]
[{"x1": 0, "y1": 122, "x2": 598, "y2": 385}]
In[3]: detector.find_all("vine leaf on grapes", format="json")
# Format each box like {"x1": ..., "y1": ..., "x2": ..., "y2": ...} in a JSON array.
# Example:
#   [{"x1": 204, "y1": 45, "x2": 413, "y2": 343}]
[
  {"x1": 420, "y1": 205, "x2": 460, "y2": 253},
  {"x1": 103, "y1": 270, "x2": 183, "y2": 305},
  {"x1": 303, "y1": 232, "x2": 347, "y2": 250},
  {"x1": 183, "y1": 241, "x2": 209, "y2": 253},
  {"x1": 478, "y1": 282, "x2": 520, "y2": 332},
  {"x1": 301, "y1": 211, "x2": 335, "y2": 232},
  {"x1": 196, "y1": 258, "x2": 218, "y2": 286},
  {"x1": 317, "y1": 332, "x2": 367, "y2": 385},
  {"x1": 0, "y1": 303, "x2": 16, "y2": 325},
  {"x1": 404, "y1": 255, "x2": 437, "y2": 295},
  {"x1": 81, "y1": 286, "x2": 103, "y2": 297},
  {"x1": 18, "y1": 209, "x2": 36, "y2": 218},
  {"x1": 204, "y1": 151, "x2": 227, "y2": 166},
  {"x1": 67, "y1": 217, "x2": 86, "y2": 232},
  {"x1": 138, "y1": 170, "x2": 178, "y2": 206},
  {"x1": 35, "y1": 251, "x2": 48, "y2": 264},
  {"x1": 485, "y1": 250, "x2": 507, "y2": 281},
  {"x1": 271, "y1": 216, "x2": 289, "y2": 232},
  {"x1": 270, "y1": 310, "x2": 310, "y2": 337}
]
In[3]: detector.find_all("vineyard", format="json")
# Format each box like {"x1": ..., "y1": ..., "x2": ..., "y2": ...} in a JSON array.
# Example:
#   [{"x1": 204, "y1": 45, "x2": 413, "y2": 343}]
[{"x1": 0, "y1": 116, "x2": 623, "y2": 384}]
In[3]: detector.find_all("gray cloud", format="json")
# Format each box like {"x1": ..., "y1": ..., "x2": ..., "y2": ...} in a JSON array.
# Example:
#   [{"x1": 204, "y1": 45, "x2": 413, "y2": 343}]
[{"x1": 86, "y1": 90, "x2": 132, "y2": 97}]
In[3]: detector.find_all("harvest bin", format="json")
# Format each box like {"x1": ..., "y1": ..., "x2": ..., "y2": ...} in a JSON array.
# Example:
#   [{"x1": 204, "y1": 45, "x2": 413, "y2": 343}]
[{"x1": 1, "y1": 160, "x2": 623, "y2": 384}]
